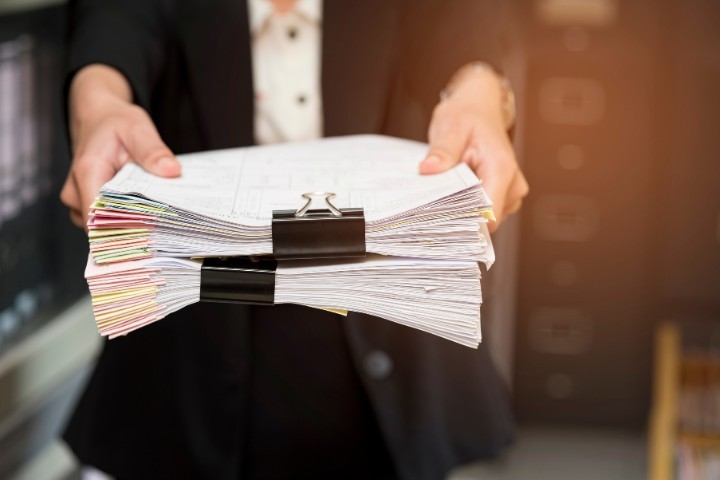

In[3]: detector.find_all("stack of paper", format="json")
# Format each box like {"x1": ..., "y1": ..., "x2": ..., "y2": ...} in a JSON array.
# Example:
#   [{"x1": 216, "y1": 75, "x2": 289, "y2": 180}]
[
  {"x1": 84, "y1": 134, "x2": 497, "y2": 348},
  {"x1": 88, "y1": 135, "x2": 494, "y2": 265},
  {"x1": 86, "y1": 255, "x2": 483, "y2": 347}
]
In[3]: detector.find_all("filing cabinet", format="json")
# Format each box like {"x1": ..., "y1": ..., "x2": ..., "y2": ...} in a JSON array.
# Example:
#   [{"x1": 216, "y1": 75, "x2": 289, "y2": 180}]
[
  {"x1": 513, "y1": 0, "x2": 720, "y2": 428},
  {"x1": 512, "y1": 0, "x2": 665, "y2": 427}
]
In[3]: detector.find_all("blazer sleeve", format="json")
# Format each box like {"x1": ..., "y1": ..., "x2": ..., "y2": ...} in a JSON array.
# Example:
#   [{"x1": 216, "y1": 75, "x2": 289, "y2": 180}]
[
  {"x1": 395, "y1": 0, "x2": 505, "y2": 113},
  {"x1": 66, "y1": 0, "x2": 175, "y2": 110}
]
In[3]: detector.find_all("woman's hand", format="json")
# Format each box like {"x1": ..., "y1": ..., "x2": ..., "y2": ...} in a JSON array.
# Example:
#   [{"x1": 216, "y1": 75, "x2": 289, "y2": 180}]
[
  {"x1": 60, "y1": 64, "x2": 181, "y2": 229},
  {"x1": 419, "y1": 67, "x2": 528, "y2": 232}
]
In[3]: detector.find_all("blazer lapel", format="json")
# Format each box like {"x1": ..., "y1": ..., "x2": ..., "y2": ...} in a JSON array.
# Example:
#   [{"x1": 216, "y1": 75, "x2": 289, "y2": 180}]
[
  {"x1": 322, "y1": 0, "x2": 398, "y2": 137},
  {"x1": 179, "y1": 0, "x2": 255, "y2": 149}
]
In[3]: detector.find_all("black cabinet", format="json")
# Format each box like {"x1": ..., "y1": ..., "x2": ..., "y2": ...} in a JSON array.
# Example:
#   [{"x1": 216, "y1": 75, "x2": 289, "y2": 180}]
[{"x1": 512, "y1": 0, "x2": 671, "y2": 428}]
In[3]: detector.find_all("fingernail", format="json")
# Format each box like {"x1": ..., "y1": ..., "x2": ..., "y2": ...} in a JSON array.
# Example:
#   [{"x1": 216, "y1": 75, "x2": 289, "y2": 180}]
[
  {"x1": 157, "y1": 156, "x2": 180, "y2": 175},
  {"x1": 157, "y1": 156, "x2": 174, "y2": 168},
  {"x1": 419, "y1": 155, "x2": 442, "y2": 173}
]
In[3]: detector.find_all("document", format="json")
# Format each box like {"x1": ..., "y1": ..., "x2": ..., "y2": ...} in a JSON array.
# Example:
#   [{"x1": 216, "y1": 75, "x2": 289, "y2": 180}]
[
  {"x1": 85, "y1": 254, "x2": 483, "y2": 347},
  {"x1": 89, "y1": 135, "x2": 495, "y2": 265},
  {"x1": 84, "y1": 135, "x2": 496, "y2": 347},
  {"x1": 103, "y1": 135, "x2": 481, "y2": 223}
]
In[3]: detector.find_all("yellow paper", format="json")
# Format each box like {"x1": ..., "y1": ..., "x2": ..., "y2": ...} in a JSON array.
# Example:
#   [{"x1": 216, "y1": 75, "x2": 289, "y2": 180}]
[{"x1": 92, "y1": 286, "x2": 158, "y2": 306}]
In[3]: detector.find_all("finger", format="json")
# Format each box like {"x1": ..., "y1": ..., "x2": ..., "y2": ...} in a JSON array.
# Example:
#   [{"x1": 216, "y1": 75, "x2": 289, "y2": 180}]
[
  {"x1": 461, "y1": 145, "x2": 480, "y2": 166},
  {"x1": 420, "y1": 114, "x2": 471, "y2": 175},
  {"x1": 74, "y1": 155, "x2": 119, "y2": 227},
  {"x1": 486, "y1": 169, "x2": 528, "y2": 232},
  {"x1": 61, "y1": 174, "x2": 90, "y2": 230},
  {"x1": 69, "y1": 131, "x2": 129, "y2": 227},
  {"x1": 503, "y1": 170, "x2": 529, "y2": 217},
  {"x1": 475, "y1": 161, "x2": 514, "y2": 232},
  {"x1": 69, "y1": 209, "x2": 84, "y2": 229},
  {"x1": 474, "y1": 160, "x2": 513, "y2": 233},
  {"x1": 486, "y1": 193, "x2": 506, "y2": 233},
  {"x1": 60, "y1": 175, "x2": 81, "y2": 212},
  {"x1": 120, "y1": 119, "x2": 181, "y2": 177},
  {"x1": 506, "y1": 198, "x2": 523, "y2": 215}
]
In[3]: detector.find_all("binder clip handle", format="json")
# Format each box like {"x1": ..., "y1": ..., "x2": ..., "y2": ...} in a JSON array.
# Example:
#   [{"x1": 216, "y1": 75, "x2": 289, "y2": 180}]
[
  {"x1": 271, "y1": 192, "x2": 366, "y2": 260},
  {"x1": 296, "y1": 192, "x2": 342, "y2": 217}
]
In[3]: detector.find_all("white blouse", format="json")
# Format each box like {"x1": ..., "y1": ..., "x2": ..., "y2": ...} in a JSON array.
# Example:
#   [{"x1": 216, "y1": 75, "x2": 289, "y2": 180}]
[{"x1": 248, "y1": 0, "x2": 324, "y2": 145}]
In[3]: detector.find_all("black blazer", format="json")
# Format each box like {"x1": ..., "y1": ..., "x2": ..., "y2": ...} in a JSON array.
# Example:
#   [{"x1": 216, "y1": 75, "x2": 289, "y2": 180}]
[{"x1": 64, "y1": 1, "x2": 514, "y2": 479}]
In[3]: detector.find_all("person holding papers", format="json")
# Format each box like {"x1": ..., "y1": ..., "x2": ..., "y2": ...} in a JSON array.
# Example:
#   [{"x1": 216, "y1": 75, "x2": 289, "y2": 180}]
[{"x1": 61, "y1": 0, "x2": 528, "y2": 479}]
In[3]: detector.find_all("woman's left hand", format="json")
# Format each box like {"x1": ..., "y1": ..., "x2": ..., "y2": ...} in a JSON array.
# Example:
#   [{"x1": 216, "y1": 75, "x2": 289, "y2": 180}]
[{"x1": 419, "y1": 67, "x2": 528, "y2": 232}]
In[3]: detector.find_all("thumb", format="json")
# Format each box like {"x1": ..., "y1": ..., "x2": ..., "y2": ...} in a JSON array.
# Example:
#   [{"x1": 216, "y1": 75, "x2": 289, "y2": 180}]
[
  {"x1": 120, "y1": 121, "x2": 181, "y2": 177},
  {"x1": 419, "y1": 127, "x2": 469, "y2": 175}
]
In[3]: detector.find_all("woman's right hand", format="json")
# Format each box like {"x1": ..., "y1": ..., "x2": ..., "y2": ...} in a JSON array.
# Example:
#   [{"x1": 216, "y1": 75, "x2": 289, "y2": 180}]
[{"x1": 60, "y1": 64, "x2": 181, "y2": 229}]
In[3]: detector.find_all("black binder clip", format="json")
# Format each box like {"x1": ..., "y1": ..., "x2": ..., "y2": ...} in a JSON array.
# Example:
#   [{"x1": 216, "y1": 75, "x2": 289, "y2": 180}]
[
  {"x1": 272, "y1": 192, "x2": 366, "y2": 260},
  {"x1": 200, "y1": 256, "x2": 277, "y2": 304}
]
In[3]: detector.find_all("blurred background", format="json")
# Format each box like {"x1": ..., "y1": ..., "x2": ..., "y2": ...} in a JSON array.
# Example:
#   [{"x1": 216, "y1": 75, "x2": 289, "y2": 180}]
[{"x1": 0, "y1": 0, "x2": 718, "y2": 478}]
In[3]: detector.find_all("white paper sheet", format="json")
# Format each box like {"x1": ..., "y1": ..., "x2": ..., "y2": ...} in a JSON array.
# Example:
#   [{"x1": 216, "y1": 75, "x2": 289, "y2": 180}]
[{"x1": 103, "y1": 135, "x2": 480, "y2": 224}]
